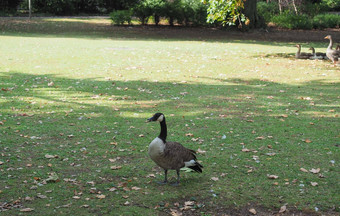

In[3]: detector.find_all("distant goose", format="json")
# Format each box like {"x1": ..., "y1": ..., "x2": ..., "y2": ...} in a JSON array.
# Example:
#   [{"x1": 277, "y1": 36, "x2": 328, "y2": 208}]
[
  {"x1": 295, "y1": 44, "x2": 313, "y2": 59},
  {"x1": 309, "y1": 47, "x2": 326, "y2": 60},
  {"x1": 324, "y1": 35, "x2": 340, "y2": 65},
  {"x1": 147, "y1": 113, "x2": 203, "y2": 185}
]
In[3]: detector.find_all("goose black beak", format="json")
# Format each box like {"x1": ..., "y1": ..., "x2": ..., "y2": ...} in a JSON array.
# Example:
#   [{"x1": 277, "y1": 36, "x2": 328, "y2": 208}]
[{"x1": 146, "y1": 117, "x2": 153, "y2": 122}]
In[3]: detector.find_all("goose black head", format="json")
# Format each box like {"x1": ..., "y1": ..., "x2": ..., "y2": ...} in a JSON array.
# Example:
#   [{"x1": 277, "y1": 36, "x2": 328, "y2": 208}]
[{"x1": 147, "y1": 113, "x2": 164, "y2": 122}]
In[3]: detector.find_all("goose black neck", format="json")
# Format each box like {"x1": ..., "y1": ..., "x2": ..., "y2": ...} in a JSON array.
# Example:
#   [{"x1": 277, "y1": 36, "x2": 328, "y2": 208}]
[{"x1": 158, "y1": 118, "x2": 167, "y2": 143}]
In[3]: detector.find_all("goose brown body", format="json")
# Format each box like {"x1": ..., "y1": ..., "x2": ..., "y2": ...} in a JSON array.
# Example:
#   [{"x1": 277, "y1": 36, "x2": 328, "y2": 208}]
[{"x1": 149, "y1": 140, "x2": 199, "y2": 171}]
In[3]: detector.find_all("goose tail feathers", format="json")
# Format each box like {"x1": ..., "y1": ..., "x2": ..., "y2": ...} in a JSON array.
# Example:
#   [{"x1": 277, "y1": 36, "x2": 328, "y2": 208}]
[{"x1": 185, "y1": 159, "x2": 203, "y2": 173}]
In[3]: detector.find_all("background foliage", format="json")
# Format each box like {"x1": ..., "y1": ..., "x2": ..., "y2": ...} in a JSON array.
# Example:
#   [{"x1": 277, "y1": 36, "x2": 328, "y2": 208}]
[
  {"x1": 257, "y1": 0, "x2": 340, "y2": 29},
  {"x1": 0, "y1": 0, "x2": 339, "y2": 28}
]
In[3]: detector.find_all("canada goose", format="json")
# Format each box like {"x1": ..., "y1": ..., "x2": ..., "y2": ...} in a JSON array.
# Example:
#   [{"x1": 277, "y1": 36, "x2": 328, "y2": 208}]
[
  {"x1": 146, "y1": 113, "x2": 203, "y2": 185},
  {"x1": 309, "y1": 47, "x2": 326, "y2": 60},
  {"x1": 295, "y1": 44, "x2": 313, "y2": 59},
  {"x1": 324, "y1": 35, "x2": 340, "y2": 65}
]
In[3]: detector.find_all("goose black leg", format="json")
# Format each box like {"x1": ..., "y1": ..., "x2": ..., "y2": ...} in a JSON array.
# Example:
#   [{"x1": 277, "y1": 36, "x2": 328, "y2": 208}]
[
  {"x1": 171, "y1": 170, "x2": 180, "y2": 186},
  {"x1": 158, "y1": 169, "x2": 168, "y2": 185}
]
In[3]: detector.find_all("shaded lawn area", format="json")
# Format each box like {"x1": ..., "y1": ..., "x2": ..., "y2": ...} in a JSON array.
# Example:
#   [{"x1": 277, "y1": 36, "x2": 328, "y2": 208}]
[{"x1": 0, "y1": 18, "x2": 339, "y2": 215}]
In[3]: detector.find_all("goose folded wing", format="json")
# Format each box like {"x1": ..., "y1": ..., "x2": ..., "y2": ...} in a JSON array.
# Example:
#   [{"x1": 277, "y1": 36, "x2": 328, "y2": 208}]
[{"x1": 163, "y1": 141, "x2": 197, "y2": 169}]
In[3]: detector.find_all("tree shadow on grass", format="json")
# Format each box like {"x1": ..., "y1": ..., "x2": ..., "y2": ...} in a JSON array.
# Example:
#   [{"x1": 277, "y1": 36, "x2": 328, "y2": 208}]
[
  {"x1": 0, "y1": 71, "x2": 339, "y2": 214},
  {"x1": 0, "y1": 18, "x2": 338, "y2": 47}
]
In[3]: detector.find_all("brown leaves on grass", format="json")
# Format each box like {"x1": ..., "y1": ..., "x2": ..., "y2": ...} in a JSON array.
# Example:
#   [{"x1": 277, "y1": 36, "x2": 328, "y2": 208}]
[
  {"x1": 45, "y1": 154, "x2": 58, "y2": 159},
  {"x1": 110, "y1": 166, "x2": 122, "y2": 170},
  {"x1": 304, "y1": 139, "x2": 312, "y2": 143},
  {"x1": 311, "y1": 182, "x2": 318, "y2": 186},
  {"x1": 310, "y1": 168, "x2": 320, "y2": 174},
  {"x1": 279, "y1": 205, "x2": 287, "y2": 213},
  {"x1": 267, "y1": 174, "x2": 279, "y2": 179},
  {"x1": 300, "y1": 168, "x2": 308, "y2": 173},
  {"x1": 96, "y1": 194, "x2": 106, "y2": 199},
  {"x1": 249, "y1": 208, "x2": 257, "y2": 215},
  {"x1": 20, "y1": 208, "x2": 34, "y2": 212}
]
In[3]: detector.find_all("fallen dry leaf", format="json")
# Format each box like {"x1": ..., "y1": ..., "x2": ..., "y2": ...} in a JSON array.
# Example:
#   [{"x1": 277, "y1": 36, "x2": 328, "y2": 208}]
[
  {"x1": 279, "y1": 205, "x2": 287, "y2": 213},
  {"x1": 211, "y1": 177, "x2": 219, "y2": 181},
  {"x1": 110, "y1": 166, "x2": 122, "y2": 170},
  {"x1": 0, "y1": 161, "x2": 3, "y2": 165},
  {"x1": 124, "y1": 201, "x2": 130, "y2": 206},
  {"x1": 184, "y1": 201, "x2": 195, "y2": 206},
  {"x1": 146, "y1": 174, "x2": 156, "y2": 178},
  {"x1": 138, "y1": 134, "x2": 144, "y2": 137},
  {"x1": 131, "y1": 186, "x2": 141, "y2": 191},
  {"x1": 73, "y1": 196, "x2": 81, "y2": 199},
  {"x1": 96, "y1": 194, "x2": 106, "y2": 199},
  {"x1": 267, "y1": 174, "x2": 279, "y2": 179},
  {"x1": 309, "y1": 168, "x2": 320, "y2": 174},
  {"x1": 304, "y1": 139, "x2": 312, "y2": 143},
  {"x1": 45, "y1": 154, "x2": 58, "y2": 159},
  {"x1": 170, "y1": 208, "x2": 182, "y2": 216},
  {"x1": 300, "y1": 168, "x2": 308, "y2": 173},
  {"x1": 20, "y1": 208, "x2": 34, "y2": 212},
  {"x1": 197, "y1": 148, "x2": 206, "y2": 154},
  {"x1": 185, "y1": 133, "x2": 194, "y2": 137},
  {"x1": 249, "y1": 208, "x2": 257, "y2": 215},
  {"x1": 311, "y1": 182, "x2": 318, "y2": 186},
  {"x1": 108, "y1": 187, "x2": 117, "y2": 192},
  {"x1": 37, "y1": 194, "x2": 47, "y2": 199},
  {"x1": 242, "y1": 148, "x2": 250, "y2": 152}
]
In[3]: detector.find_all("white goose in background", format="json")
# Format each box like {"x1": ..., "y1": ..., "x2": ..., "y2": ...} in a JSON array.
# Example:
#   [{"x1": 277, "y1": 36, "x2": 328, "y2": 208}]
[
  {"x1": 324, "y1": 35, "x2": 340, "y2": 65},
  {"x1": 295, "y1": 44, "x2": 313, "y2": 59}
]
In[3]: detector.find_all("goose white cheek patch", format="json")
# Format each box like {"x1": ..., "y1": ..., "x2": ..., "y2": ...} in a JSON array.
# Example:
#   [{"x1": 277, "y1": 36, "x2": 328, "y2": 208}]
[{"x1": 157, "y1": 115, "x2": 164, "y2": 122}]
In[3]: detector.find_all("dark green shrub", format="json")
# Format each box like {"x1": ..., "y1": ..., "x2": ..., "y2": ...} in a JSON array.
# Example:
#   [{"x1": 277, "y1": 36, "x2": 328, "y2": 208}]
[
  {"x1": 133, "y1": 1, "x2": 152, "y2": 25},
  {"x1": 257, "y1": 1, "x2": 279, "y2": 24},
  {"x1": 110, "y1": 10, "x2": 132, "y2": 25},
  {"x1": 271, "y1": 12, "x2": 313, "y2": 29},
  {"x1": 312, "y1": 13, "x2": 340, "y2": 29},
  {"x1": 181, "y1": 0, "x2": 208, "y2": 26},
  {"x1": 164, "y1": 0, "x2": 184, "y2": 26}
]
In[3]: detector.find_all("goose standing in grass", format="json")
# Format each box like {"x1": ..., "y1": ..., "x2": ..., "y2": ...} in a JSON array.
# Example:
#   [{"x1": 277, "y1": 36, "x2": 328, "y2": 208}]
[
  {"x1": 147, "y1": 113, "x2": 203, "y2": 185},
  {"x1": 324, "y1": 35, "x2": 340, "y2": 65},
  {"x1": 309, "y1": 47, "x2": 326, "y2": 60},
  {"x1": 295, "y1": 44, "x2": 313, "y2": 59}
]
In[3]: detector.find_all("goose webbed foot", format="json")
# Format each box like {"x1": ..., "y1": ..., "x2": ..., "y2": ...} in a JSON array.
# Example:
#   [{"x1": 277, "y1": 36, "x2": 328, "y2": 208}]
[
  {"x1": 157, "y1": 180, "x2": 168, "y2": 185},
  {"x1": 171, "y1": 181, "x2": 180, "y2": 186},
  {"x1": 157, "y1": 169, "x2": 168, "y2": 185}
]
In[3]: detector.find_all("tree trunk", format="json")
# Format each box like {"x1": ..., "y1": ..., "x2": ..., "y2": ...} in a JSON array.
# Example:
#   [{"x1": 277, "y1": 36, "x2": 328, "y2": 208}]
[
  {"x1": 292, "y1": 0, "x2": 298, "y2": 14},
  {"x1": 243, "y1": 0, "x2": 263, "y2": 29},
  {"x1": 278, "y1": 0, "x2": 282, "y2": 14}
]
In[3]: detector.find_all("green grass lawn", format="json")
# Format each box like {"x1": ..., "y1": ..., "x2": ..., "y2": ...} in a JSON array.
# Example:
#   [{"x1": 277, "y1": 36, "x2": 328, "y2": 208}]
[{"x1": 0, "y1": 18, "x2": 339, "y2": 215}]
